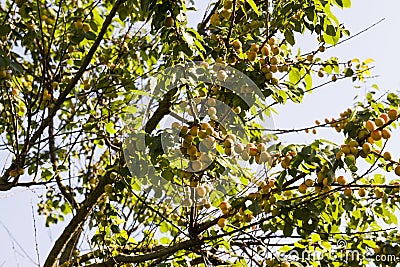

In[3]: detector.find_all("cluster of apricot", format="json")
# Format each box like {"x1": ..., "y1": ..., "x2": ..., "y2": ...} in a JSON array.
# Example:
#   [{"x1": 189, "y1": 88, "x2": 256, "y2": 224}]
[
  {"x1": 209, "y1": 0, "x2": 237, "y2": 26},
  {"x1": 73, "y1": 18, "x2": 91, "y2": 32},
  {"x1": 231, "y1": 37, "x2": 287, "y2": 86}
]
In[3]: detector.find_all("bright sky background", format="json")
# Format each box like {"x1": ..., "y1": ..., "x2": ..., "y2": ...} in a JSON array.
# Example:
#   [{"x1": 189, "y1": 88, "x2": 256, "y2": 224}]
[{"x1": 1, "y1": 0, "x2": 400, "y2": 266}]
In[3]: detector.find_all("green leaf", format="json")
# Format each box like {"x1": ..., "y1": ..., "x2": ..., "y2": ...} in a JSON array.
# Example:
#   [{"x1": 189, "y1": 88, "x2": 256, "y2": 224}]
[
  {"x1": 246, "y1": 0, "x2": 260, "y2": 16},
  {"x1": 283, "y1": 223, "x2": 293, "y2": 237},
  {"x1": 84, "y1": 31, "x2": 97, "y2": 40},
  {"x1": 111, "y1": 225, "x2": 121, "y2": 233},
  {"x1": 284, "y1": 30, "x2": 295, "y2": 46},
  {"x1": 160, "y1": 237, "x2": 170, "y2": 244},
  {"x1": 106, "y1": 122, "x2": 117, "y2": 134},
  {"x1": 0, "y1": 25, "x2": 11, "y2": 36}
]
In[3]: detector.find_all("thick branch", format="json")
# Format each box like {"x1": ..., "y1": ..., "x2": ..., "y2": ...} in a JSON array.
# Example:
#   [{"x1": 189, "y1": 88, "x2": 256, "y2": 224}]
[
  {"x1": 84, "y1": 239, "x2": 204, "y2": 266},
  {"x1": 144, "y1": 87, "x2": 178, "y2": 134},
  {"x1": 43, "y1": 174, "x2": 112, "y2": 267}
]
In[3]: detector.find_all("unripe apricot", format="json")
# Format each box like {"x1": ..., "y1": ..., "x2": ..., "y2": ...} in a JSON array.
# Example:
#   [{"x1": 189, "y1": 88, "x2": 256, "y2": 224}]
[
  {"x1": 365, "y1": 120, "x2": 376, "y2": 131},
  {"x1": 249, "y1": 147, "x2": 258, "y2": 157},
  {"x1": 197, "y1": 186, "x2": 207, "y2": 197},
  {"x1": 232, "y1": 40, "x2": 242, "y2": 50},
  {"x1": 382, "y1": 129, "x2": 391, "y2": 139},
  {"x1": 241, "y1": 151, "x2": 250, "y2": 161},
  {"x1": 219, "y1": 201, "x2": 231, "y2": 212},
  {"x1": 265, "y1": 72, "x2": 273, "y2": 80},
  {"x1": 380, "y1": 113, "x2": 389, "y2": 123},
  {"x1": 189, "y1": 125, "x2": 199, "y2": 136},
  {"x1": 210, "y1": 13, "x2": 221, "y2": 26},
  {"x1": 250, "y1": 43, "x2": 259, "y2": 52},
  {"x1": 265, "y1": 258, "x2": 274, "y2": 266},
  {"x1": 371, "y1": 130, "x2": 382, "y2": 141},
  {"x1": 9, "y1": 169, "x2": 19, "y2": 177},
  {"x1": 268, "y1": 37, "x2": 276, "y2": 45},
  {"x1": 270, "y1": 56, "x2": 279, "y2": 65},
  {"x1": 306, "y1": 54, "x2": 314, "y2": 62},
  {"x1": 343, "y1": 187, "x2": 352, "y2": 197},
  {"x1": 383, "y1": 151, "x2": 392, "y2": 161},
  {"x1": 271, "y1": 77, "x2": 279, "y2": 85},
  {"x1": 305, "y1": 179, "x2": 314, "y2": 187},
  {"x1": 247, "y1": 51, "x2": 257, "y2": 61},
  {"x1": 298, "y1": 183, "x2": 308, "y2": 194},
  {"x1": 318, "y1": 45, "x2": 326, "y2": 52},
  {"x1": 270, "y1": 65, "x2": 278, "y2": 73},
  {"x1": 271, "y1": 46, "x2": 280, "y2": 55},
  {"x1": 281, "y1": 261, "x2": 290, "y2": 267},
  {"x1": 260, "y1": 151, "x2": 270, "y2": 163},
  {"x1": 318, "y1": 70, "x2": 324, "y2": 77},
  {"x1": 217, "y1": 217, "x2": 227, "y2": 228},
  {"x1": 362, "y1": 143, "x2": 372, "y2": 154},
  {"x1": 82, "y1": 23, "x2": 90, "y2": 32},
  {"x1": 223, "y1": 0, "x2": 233, "y2": 9},
  {"x1": 388, "y1": 109, "x2": 398, "y2": 120},
  {"x1": 395, "y1": 165, "x2": 400, "y2": 176},
  {"x1": 191, "y1": 160, "x2": 202, "y2": 172},
  {"x1": 358, "y1": 188, "x2": 366, "y2": 197},
  {"x1": 375, "y1": 188, "x2": 384, "y2": 198},
  {"x1": 337, "y1": 176, "x2": 347, "y2": 185},
  {"x1": 261, "y1": 45, "x2": 270, "y2": 56},
  {"x1": 220, "y1": 9, "x2": 232, "y2": 20},
  {"x1": 268, "y1": 179, "x2": 276, "y2": 188},
  {"x1": 187, "y1": 145, "x2": 198, "y2": 156},
  {"x1": 74, "y1": 20, "x2": 83, "y2": 29},
  {"x1": 375, "y1": 117, "x2": 385, "y2": 127}
]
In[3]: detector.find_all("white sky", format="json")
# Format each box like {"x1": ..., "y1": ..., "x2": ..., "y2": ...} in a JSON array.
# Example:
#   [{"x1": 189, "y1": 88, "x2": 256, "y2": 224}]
[{"x1": 1, "y1": 0, "x2": 400, "y2": 266}]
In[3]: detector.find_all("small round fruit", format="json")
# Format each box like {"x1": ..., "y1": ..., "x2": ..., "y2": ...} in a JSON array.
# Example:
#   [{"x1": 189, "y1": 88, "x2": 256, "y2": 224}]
[
  {"x1": 371, "y1": 130, "x2": 382, "y2": 141},
  {"x1": 383, "y1": 151, "x2": 392, "y2": 161},
  {"x1": 261, "y1": 45, "x2": 270, "y2": 56},
  {"x1": 337, "y1": 176, "x2": 347, "y2": 185},
  {"x1": 395, "y1": 165, "x2": 400, "y2": 176},
  {"x1": 388, "y1": 109, "x2": 398, "y2": 120},
  {"x1": 358, "y1": 188, "x2": 366, "y2": 197},
  {"x1": 271, "y1": 46, "x2": 280, "y2": 55},
  {"x1": 189, "y1": 125, "x2": 199, "y2": 136},
  {"x1": 375, "y1": 188, "x2": 384, "y2": 198},
  {"x1": 298, "y1": 183, "x2": 308, "y2": 194},
  {"x1": 82, "y1": 23, "x2": 90, "y2": 32},
  {"x1": 217, "y1": 217, "x2": 227, "y2": 228},
  {"x1": 9, "y1": 169, "x2": 19, "y2": 177},
  {"x1": 305, "y1": 179, "x2": 314, "y2": 187},
  {"x1": 365, "y1": 120, "x2": 376, "y2": 131},
  {"x1": 281, "y1": 262, "x2": 290, "y2": 267},
  {"x1": 219, "y1": 201, "x2": 231, "y2": 212},
  {"x1": 267, "y1": 37, "x2": 276, "y2": 45},
  {"x1": 197, "y1": 186, "x2": 207, "y2": 197},
  {"x1": 343, "y1": 187, "x2": 352, "y2": 197},
  {"x1": 318, "y1": 70, "x2": 324, "y2": 77},
  {"x1": 380, "y1": 113, "x2": 389, "y2": 123},
  {"x1": 318, "y1": 45, "x2": 326, "y2": 52},
  {"x1": 382, "y1": 129, "x2": 392, "y2": 139},
  {"x1": 375, "y1": 117, "x2": 385, "y2": 127},
  {"x1": 250, "y1": 43, "x2": 259, "y2": 52},
  {"x1": 164, "y1": 17, "x2": 175, "y2": 28},
  {"x1": 247, "y1": 51, "x2": 257, "y2": 61},
  {"x1": 232, "y1": 40, "x2": 242, "y2": 50},
  {"x1": 74, "y1": 20, "x2": 83, "y2": 29},
  {"x1": 191, "y1": 160, "x2": 203, "y2": 172},
  {"x1": 210, "y1": 13, "x2": 221, "y2": 26}
]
